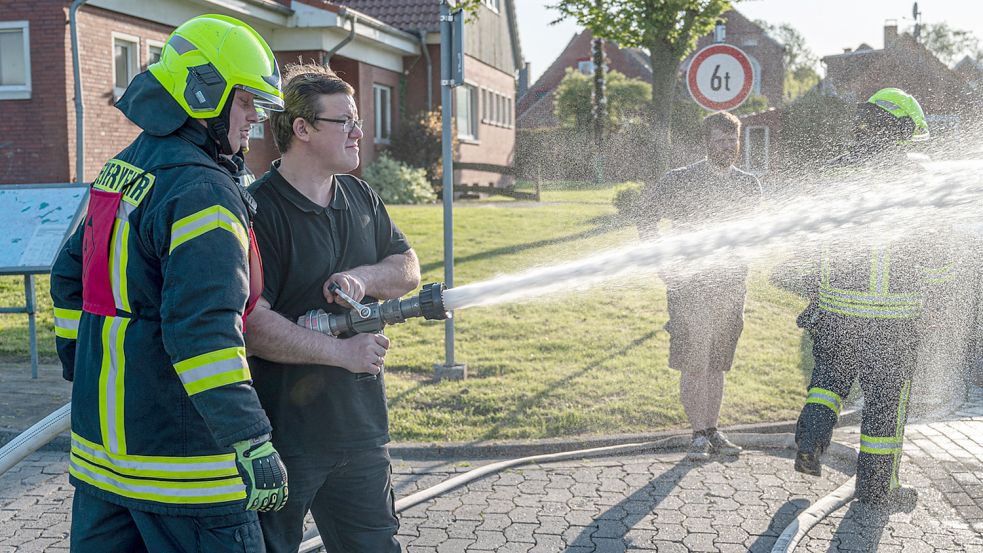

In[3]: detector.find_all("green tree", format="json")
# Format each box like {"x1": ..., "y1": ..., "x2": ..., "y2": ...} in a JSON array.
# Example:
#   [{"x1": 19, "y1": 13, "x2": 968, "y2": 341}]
[
  {"x1": 554, "y1": 68, "x2": 652, "y2": 132},
  {"x1": 756, "y1": 20, "x2": 820, "y2": 102},
  {"x1": 551, "y1": 0, "x2": 733, "y2": 178},
  {"x1": 918, "y1": 22, "x2": 983, "y2": 66}
]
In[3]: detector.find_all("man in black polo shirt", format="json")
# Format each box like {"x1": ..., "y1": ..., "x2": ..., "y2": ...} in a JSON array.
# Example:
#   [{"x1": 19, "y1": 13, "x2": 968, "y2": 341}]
[{"x1": 245, "y1": 64, "x2": 420, "y2": 553}]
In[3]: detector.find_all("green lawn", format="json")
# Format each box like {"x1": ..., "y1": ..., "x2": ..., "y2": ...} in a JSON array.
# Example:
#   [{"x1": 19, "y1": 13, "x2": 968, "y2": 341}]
[{"x1": 0, "y1": 185, "x2": 814, "y2": 442}]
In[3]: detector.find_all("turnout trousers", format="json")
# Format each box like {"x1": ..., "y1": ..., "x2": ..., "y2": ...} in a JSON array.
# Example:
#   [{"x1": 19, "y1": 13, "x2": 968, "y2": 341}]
[
  {"x1": 70, "y1": 488, "x2": 265, "y2": 553},
  {"x1": 258, "y1": 446, "x2": 400, "y2": 553},
  {"x1": 794, "y1": 314, "x2": 917, "y2": 502}
]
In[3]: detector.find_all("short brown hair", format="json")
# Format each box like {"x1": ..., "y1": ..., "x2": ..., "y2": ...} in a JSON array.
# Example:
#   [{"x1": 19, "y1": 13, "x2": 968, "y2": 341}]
[
  {"x1": 270, "y1": 63, "x2": 355, "y2": 153},
  {"x1": 702, "y1": 111, "x2": 741, "y2": 143}
]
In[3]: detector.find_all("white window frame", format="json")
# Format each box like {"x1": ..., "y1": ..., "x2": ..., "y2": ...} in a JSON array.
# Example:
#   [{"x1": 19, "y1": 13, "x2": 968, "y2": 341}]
[
  {"x1": 483, "y1": 0, "x2": 500, "y2": 13},
  {"x1": 506, "y1": 97, "x2": 512, "y2": 128},
  {"x1": 248, "y1": 123, "x2": 265, "y2": 140},
  {"x1": 373, "y1": 83, "x2": 392, "y2": 144},
  {"x1": 743, "y1": 125, "x2": 770, "y2": 175},
  {"x1": 0, "y1": 21, "x2": 31, "y2": 100},
  {"x1": 146, "y1": 40, "x2": 165, "y2": 69},
  {"x1": 455, "y1": 83, "x2": 478, "y2": 141},
  {"x1": 112, "y1": 32, "x2": 140, "y2": 99},
  {"x1": 480, "y1": 88, "x2": 488, "y2": 123}
]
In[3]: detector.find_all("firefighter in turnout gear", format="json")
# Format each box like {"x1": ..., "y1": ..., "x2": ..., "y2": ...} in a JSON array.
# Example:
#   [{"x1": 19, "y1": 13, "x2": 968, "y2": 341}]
[
  {"x1": 50, "y1": 15, "x2": 288, "y2": 552},
  {"x1": 793, "y1": 88, "x2": 948, "y2": 510}
]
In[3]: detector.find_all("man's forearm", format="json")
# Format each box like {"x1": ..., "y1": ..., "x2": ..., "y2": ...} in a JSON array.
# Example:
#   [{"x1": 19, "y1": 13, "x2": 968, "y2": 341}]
[
  {"x1": 245, "y1": 303, "x2": 341, "y2": 366},
  {"x1": 348, "y1": 249, "x2": 421, "y2": 300}
]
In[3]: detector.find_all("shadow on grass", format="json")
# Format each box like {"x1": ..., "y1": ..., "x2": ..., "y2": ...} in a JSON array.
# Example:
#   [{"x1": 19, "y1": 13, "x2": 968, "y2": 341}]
[
  {"x1": 418, "y1": 213, "x2": 624, "y2": 275},
  {"x1": 476, "y1": 328, "x2": 661, "y2": 442}
]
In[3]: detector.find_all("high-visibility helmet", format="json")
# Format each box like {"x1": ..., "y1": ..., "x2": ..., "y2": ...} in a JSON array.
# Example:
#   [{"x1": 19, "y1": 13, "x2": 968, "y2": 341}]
[
  {"x1": 149, "y1": 14, "x2": 283, "y2": 120},
  {"x1": 866, "y1": 87, "x2": 929, "y2": 142}
]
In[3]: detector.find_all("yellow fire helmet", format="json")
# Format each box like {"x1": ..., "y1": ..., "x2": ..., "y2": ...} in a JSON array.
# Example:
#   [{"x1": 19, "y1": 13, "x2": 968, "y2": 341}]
[
  {"x1": 150, "y1": 14, "x2": 283, "y2": 119},
  {"x1": 867, "y1": 87, "x2": 930, "y2": 142}
]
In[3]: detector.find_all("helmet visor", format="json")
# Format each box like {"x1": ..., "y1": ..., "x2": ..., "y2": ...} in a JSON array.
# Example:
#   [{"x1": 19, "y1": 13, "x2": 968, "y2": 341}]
[{"x1": 239, "y1": 85, "x2": 284, "y2": 113}]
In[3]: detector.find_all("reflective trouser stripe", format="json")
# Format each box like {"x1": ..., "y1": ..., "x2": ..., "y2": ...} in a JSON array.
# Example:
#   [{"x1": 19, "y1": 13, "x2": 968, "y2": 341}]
[
  {"x1": 174, "y1": 347, "x2": 250, "y2": 395},
  {"x1": 859, "y1": 436, "x2": 902, "y2": 454},
  {"x1": 99, "y1": 316, "x2": 129, "y2": 455},
  {"x1": 53, "y1": 307, "x2": 81, "y2": 339},
  {"x1": 169, "y1": 206, "x2": 247, "y2": 254},
  {"x1": 805, "y1": 387, "x2": 842, "y2": 416},
  {"x1": 860, "y1": 379, "x2": 911, "y2": 490},
  {"x1": 70, "y1": 454, "x2": 245, "y2": 504},
  {"x1": 71, "y1": 433, "x2": 238, "y2": 479}
]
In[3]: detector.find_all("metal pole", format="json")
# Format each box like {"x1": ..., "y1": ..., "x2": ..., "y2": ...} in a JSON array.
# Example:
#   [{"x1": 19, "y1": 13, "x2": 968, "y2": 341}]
[
  {"x1": 70, "y1": 0, "x2": 89, "y2": 183},
  {"x1": 440, "y1": 1, "x2": 455, "y2": 368},
  {"x1": 25, "y1": 275, "x2": 37, "y2": 379}
]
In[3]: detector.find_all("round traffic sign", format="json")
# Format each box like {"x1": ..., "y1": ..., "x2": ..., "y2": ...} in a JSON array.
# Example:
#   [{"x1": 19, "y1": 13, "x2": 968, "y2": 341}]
[{"x1": 686, "y1": 44, "x2": 755, "y2": 111}]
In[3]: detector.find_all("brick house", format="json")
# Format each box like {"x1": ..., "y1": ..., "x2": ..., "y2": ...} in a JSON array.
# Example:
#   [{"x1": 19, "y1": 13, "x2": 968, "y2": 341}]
[
  {"x1": 742, "y1": 23, "x2": 978, "y2": 177},
  {"x1": 516, "y1": 8, "x2": 785, "y2": 130},
  {"x1": 0, "y1": 0, "x2": 523, "y2": 188}
]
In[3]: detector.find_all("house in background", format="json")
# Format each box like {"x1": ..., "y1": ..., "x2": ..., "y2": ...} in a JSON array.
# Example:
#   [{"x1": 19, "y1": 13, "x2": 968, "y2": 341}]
[
  {"x1": 516, "y1": 28, "x2": 652, "y2": 130},
  {"x1": 0, "y1": 0, "x2": 523, "y2": 188},
  {"x1": 517, "y1": 9, "x2": 785, "y2": 132},
  {"x1": 742, "y1": 22, "x2": 979, "y2": 177},
  {"x1": 515, "y1": 9, "x2": 783, "y2": 180}
]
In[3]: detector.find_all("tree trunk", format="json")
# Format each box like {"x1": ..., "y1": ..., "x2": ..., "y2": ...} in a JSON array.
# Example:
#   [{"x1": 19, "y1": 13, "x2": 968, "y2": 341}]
[
  {"x1": 648, "y1": 41, "x2": 681, "y2": 181},
  {"x1": 591, "y1": 35, "x2": 606, "y2": 185}
]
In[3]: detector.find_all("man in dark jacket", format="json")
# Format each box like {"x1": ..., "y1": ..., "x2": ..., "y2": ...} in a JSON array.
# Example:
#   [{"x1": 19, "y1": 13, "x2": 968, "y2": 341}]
[
  {"x1": 50, "y1": 15, "x2": 288, "y2": 552},
  {"x1": 793, "y1": 88, "x2": 945, "y2": 512},
  {"x1": 638, "y1": 111, "x2": 762, "y2": 461}
]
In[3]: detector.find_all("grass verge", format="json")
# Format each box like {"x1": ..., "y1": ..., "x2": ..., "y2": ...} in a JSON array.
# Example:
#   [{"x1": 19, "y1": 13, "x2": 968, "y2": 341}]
[{"x1": 0, "y1": 185, "x2": 812, "y2": 442}]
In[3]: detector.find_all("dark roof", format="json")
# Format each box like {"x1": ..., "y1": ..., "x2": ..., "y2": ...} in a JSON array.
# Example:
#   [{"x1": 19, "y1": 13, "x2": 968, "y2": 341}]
[{"x1": 338, "y1": 0, "x2": 440, "y2": 31}]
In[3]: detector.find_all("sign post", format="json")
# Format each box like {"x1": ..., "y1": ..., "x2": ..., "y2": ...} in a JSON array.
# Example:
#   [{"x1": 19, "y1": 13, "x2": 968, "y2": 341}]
[
  {"x1": 686, "y1": 43, "x2": 755, "y2": 112},
  {"x1": 0, "y1": 184, "x2": 88, "y2": 378},
  {"x1": 435, "y1": 0, "x2": 467, "y2": 380}
]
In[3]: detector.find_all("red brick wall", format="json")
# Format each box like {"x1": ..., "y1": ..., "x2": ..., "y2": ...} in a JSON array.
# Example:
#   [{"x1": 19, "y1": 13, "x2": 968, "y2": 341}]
[
  {"x1": 0, "y1": 3, "x2": 70, "y2": 184},
  {"x1": 455, "y1": 56, "x2": 516, "y2": 187},
  {"x1": 356, "y1": 60, "x2": 402, "y2": 173},
  {"x1": 72, "y1": 6, "x2": 172, "y2": 182}
]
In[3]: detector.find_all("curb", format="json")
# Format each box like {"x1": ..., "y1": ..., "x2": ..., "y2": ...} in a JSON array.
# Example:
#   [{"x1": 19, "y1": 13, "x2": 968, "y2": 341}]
[
  {"x1": 387, "y1": 408, "x2": 862, "y2": 460},
  {"x1": 0, "y1": 409, "x2": 864, "y2": 459}
]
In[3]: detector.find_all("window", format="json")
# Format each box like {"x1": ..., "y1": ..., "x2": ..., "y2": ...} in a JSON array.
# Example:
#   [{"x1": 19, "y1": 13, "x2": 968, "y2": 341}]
[
  {"x1": 112, "y1": 34, "x2": 139, "y2": 98},
  {"x1": 483, "y1": 0, "x2": 500, "y2": 12},
  {"x1": 455, "y1": 84, "x2": 478, "y2": 140},
  {"x1": 373, "y1": 84, "x2": 392, "y2": 144},
  {"x1": 489, "y1": 91, "x2": 497, "y2": 125},
  {"x1": 744, "y1": 125, "x2": 769, "y2": 175},
  {"x1": 146, "y1": 41, "x2": 164, "y2": 68},
  {"x1": 0, "y1": 21, "x2": 31, "y2": 100},
  {"x1": 748, "y1": 55, "x2": 762, "y2": 96},
  {"x1": 249, "y1": 123, "x2": 264, "y2": 140},
  {"x1": 577, "y1": 60, "x2": 594, "y2": 75},
  {"x1": 506, "y1": 97, "x2": 512, "y2": 127},
  {"x1": 481, "y1": 88, "x2": 488, "y2": 123}
]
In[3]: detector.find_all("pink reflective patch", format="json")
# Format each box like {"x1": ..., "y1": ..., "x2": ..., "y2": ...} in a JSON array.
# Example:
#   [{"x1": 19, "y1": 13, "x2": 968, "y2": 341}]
[{"x1": 81, "y1": 189, "x2": 122, "y2": 317}]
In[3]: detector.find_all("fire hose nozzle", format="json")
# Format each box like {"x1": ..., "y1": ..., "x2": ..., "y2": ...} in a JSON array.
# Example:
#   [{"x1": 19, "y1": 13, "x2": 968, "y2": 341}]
[{"x1": 302, "y1": 282, "x2": 448, "y2": 336}]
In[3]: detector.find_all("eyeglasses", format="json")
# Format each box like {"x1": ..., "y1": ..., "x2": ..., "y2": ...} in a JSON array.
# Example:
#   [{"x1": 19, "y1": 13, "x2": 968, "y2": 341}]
[{"x1": 312, "y1": 117, "x2": 363, "y2": 134}]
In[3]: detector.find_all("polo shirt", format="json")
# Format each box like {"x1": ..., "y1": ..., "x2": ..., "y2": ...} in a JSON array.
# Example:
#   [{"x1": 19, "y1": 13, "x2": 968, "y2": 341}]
[{"x1": 247, "y1": 161, "x2": 411, "y2": 454}]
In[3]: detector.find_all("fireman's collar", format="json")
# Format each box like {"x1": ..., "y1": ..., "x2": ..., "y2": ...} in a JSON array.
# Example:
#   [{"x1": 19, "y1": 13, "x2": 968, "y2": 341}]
[
  {"x1": 115, "y1": 71, "x2": 189, "y2": 137},
  {"x1": 267, "y1": 161, "x2": 350, "y2": 214}
]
